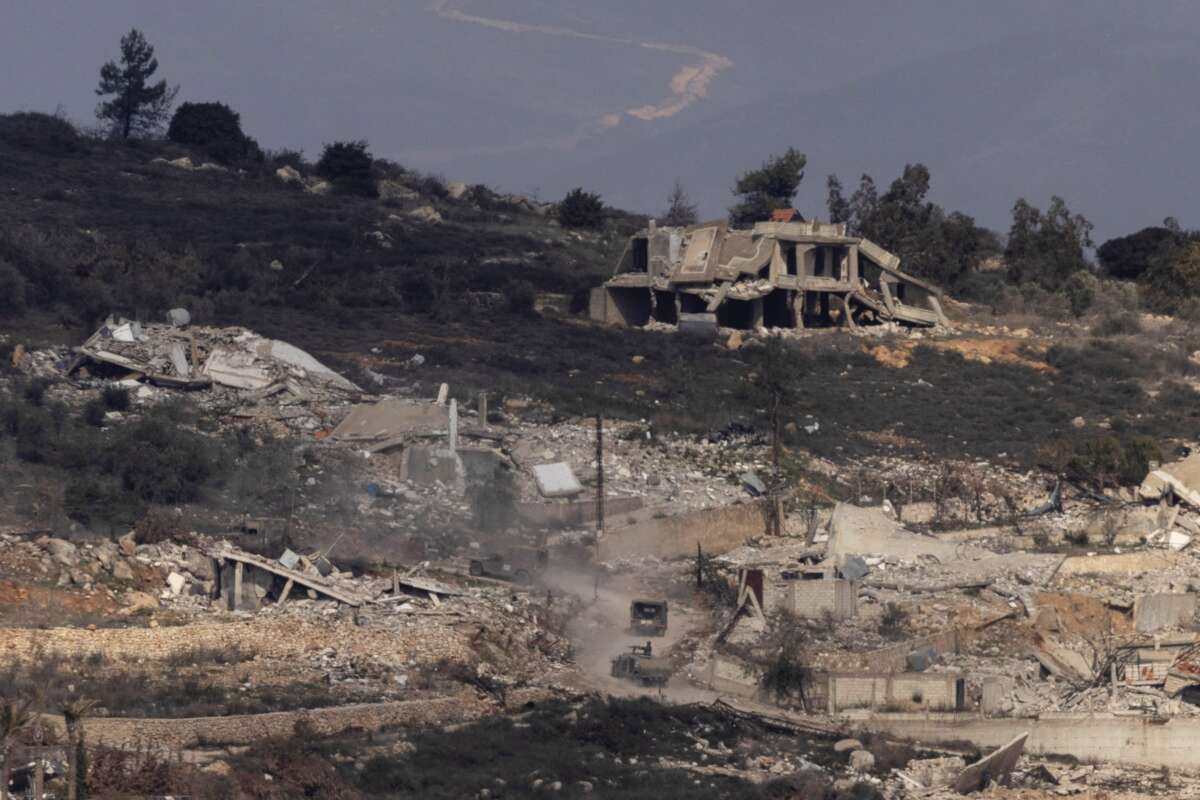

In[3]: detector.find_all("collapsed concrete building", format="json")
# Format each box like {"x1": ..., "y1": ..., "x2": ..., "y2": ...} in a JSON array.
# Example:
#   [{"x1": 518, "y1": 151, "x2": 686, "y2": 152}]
[{"x1": 589, "y1": 219, "x2": 949, "y2": 332}]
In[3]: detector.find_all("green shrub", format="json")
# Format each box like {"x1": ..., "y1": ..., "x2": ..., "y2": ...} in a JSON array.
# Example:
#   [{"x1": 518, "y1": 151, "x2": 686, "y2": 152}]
[
  {"x1": 0, "y1": 111, "x2": 84, "y2": 155},
  {"x1": 558, "y1": 187, "x2": 605, "y2": 228},
  {"x1": 316, "y1": 140, "x2": 376, "y2": 197},
  {"x1": 1062, "y1": 435, "x2": 1161, "y2": 490},
  {"x1": 1091, "y1": 311, "x2": 1142, "y2": 337},
  {"x1": 106, "y1": 417, "x2": 216, "y2": 503},
  {"x1": 504, "y1": 278, "x2": 537, "y2": 316},
  {"x1": 266, "y1": 147, "x2": 306, "y2": 171},
  {"x1": 1062, "y1": 270, "x2": 1098, "y2": 317},
  {"x1": 1097, "y1": 226, "x2": 1181, "y2": 280},
  {"x1": 879, "y1": 602, "x2": 910, "y2": 640},
  {"x1": 133, "y1": 507, "x2": 184, "y2": 544},
  {"x1": 82, "y1": 398, "x2": 107, "y2": 427},
  {"x1": 167, "y1": 101, "x2": 259, "y2": 163}
]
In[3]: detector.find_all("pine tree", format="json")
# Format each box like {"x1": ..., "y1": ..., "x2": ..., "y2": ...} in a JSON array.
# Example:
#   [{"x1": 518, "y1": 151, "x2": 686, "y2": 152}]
[{"x1": 96, "y1": 29, "x2": 179, "y2": 139}]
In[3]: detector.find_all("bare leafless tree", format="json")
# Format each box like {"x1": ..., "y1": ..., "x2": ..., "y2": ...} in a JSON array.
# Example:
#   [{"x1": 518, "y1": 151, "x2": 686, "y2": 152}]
[{"x1": 661, "y1": 179, "x2": 699, "y2": 227}]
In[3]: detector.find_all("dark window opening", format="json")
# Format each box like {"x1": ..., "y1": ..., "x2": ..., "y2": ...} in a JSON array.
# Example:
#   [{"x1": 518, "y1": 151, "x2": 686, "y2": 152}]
[
  {"x1": 813, "y1": 248, "x2": 826, "y2": 277},
  {"x1": 679, "y1": 293, "x2": 707, "y2": 314},
  {"x1": 652, "y1": 291, "x2": 678, "y2": 324},
  {"x1": 785, "y1": 245, "x2": 798, "y2": 276},
  {"x1": 802, "y1": 292, "x2": 835, "y2": 327},
  {"x1": 632, "y1": 237, "x2": 649, "y2": 272},
  {"x1": 607, "y1": 287, "x2": 651, "y2": 326},
  {"x1": 894, "y1": 282, "x2": 907, "y2": 302},
  {"x1": 763, "y1": 290, "x2": 793, "y2": 328},
  {"x1": 717, "y1": 299, "x2": 755, "y2": 330}
]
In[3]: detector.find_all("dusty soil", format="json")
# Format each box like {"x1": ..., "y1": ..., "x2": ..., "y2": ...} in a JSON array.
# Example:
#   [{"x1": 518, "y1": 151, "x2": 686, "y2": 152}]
[{"x1": 865, "y1": 335, "x2": 1052, "y2": 371}]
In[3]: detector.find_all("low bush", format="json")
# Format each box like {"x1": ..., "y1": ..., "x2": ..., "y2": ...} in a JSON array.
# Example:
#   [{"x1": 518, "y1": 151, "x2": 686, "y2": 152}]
[
  {"x1": 879, "y1": 602, "x2": 910, "y2": 640},
  {"x1": 1091, "y1": 311, "x2": 1142, "y2": 337},
  {"x1": 82, "y1": 398, "x2": 107, "y2": 427},
  {"x1": 558, "y1": 187, "x2": 605, "y2": 229},
  {"x1": 504, "y1": 278, "x2": 537, "y2": 316},
  {"x1": 316, "y1": 140, "x2": 376, "y2": 197},
  {"x1": 132, "y1": 507, "x2": 184, "y2": 545},
  {"x1": 167, "y1": 101, "x2": 260, "y2": 164},
  {"x1": 0, "y1": 111, "x2": 84, "y2": 156}
]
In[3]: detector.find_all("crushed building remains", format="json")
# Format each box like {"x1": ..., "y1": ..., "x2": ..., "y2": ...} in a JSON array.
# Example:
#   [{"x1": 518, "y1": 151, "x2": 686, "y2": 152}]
[{"x1": 590, "y1": 219, "x2": 949, "y2": 332}]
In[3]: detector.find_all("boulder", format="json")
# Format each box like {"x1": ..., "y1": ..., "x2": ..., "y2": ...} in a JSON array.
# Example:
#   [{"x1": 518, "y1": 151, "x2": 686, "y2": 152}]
[
  {"x1": 407, "y1": 205, "x2": 443, "y2": 224},
  {"x1": 275, "y1": 165, "x2": 302, "y2": 184},
  {"x1": 833, "y1": 738, "x2": 863, "y2": 754},
  {"x1": 305, "y1": 179, "x2": 332, "y2": 195},
  {"x1": 93, "y1": 540, "x2": 118, "y2": 570},
  {"x1": 848, "y1": 750, "x2": 875, "y2": 774},
  {"x1": 40, "y1": 537, "x2": 78, "y2": 566},
  {"x1": 165, "y1": 571, "x2": 187, "y2": 597},
  {"x1": 378, "y1": 179, "x2": 419, "y2": 204},
  {"x1": 121, "y1": 590, "x2": 158, "y2": 615},
  {"x1": 112, "y1": 560, "x2": 134, "y2": 581},
  {"x1": 168, "y1": 157, "x2": 196, "y2": 170},
  {"x1": 182, "y1": 549, "x2": 215, "y2": 581},
  {"x1": 446, "y1": 181, "x2": 469, "y2": 200},
  {"x1": 166, "y1": 308, "x2": 191, "y2": 327},
  {"x1": 118, "y1": 531, "x2": 137, "y2": 557}
]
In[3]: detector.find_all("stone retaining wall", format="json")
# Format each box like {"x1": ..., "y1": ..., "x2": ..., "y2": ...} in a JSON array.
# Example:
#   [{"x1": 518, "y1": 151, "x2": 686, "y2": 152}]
[{"x1": 43, "y1": 689, "x2": 553, "y2": 751}]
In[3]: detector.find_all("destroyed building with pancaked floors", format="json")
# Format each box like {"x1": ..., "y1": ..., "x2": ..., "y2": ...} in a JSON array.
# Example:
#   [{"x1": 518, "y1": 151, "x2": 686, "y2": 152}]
[{"x1": 590, "y1": 219, "x2": 949, "y2": 333}]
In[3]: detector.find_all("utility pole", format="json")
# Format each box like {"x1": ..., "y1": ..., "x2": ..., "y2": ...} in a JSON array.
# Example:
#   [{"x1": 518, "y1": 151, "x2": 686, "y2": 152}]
[
  {"x1": 595, "y1": 413, "x2": 605, "y2": 557},
  {"x1": 768, "y1": 388, "x2": 784, "y2": 538}
]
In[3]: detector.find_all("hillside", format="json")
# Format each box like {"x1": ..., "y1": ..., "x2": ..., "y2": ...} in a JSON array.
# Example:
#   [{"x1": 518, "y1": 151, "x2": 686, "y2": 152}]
[
  {"x1": 3, "y1": 110, "x2": 1200, "y2": 472},
  {"x1": 6, "y1": 113, "x2": 1200, "y2": 800}
]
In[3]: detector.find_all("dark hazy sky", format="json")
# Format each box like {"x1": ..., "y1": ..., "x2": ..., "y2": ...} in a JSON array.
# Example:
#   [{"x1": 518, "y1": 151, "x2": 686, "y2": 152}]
[{"x1": 4, "y1": 1, "x2": 1198, "y2": 241}]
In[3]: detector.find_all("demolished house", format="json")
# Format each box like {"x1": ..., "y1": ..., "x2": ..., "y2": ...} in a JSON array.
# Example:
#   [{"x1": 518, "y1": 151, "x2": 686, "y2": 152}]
[
  {"x1": 67, "y1": 317, "x2": 361, "y2": 431},
  {"x1": 589, "y1": 219, "x2": 949, "y2": 332}
]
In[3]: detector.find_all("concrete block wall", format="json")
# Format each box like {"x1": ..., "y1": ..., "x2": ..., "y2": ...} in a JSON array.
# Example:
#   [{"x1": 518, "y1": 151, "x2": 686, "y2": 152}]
[
  {"x1": 516, "y1": 496, "x2": 643, "y2": 528},
  {"x1": 855, "y1": 712, "x2": 1200, "y2": 770},
  {"x1": 598, "y1": 500, "x2": 766, "y2": 560},
  {"x1": 826, "y1": 626, "x2": 966, "y2": 673},
  {"x1": 788, "y1": 578, "x2": 856, "y2": 621},
  {"x1": 825, "y1": 672, "x2": 959, "y2": 713},
  {"x1": 705, "y1": 654, "x2": 762, "y2": 699},
  {"x1": 45, "y1": 688, "x2": 552, "y2": 751}
]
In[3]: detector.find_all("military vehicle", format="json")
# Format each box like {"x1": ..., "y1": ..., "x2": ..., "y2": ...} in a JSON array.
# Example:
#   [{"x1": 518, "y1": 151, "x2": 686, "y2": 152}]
[
  {"x1": 610, "y1": 641, "x2": 672, "y2": 687},
  {"x1": 468, "y1": 546, "x2": 548, "y2": 584},
  {"x1": 629, "y1": 598, "x2": 668, "y2": 636}
]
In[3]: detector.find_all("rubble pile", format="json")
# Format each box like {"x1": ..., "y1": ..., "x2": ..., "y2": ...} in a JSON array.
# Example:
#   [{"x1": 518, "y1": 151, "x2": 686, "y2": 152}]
[{"x1": 19, "y1": 316, "x2": 364, "y2": 433}]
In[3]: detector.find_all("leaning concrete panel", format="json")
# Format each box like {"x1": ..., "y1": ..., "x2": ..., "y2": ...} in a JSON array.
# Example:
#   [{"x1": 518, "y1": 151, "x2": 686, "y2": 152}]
[
  {"x1": 953, "y1": 732, "x2": 1028, "y2": 793},
  {"x1": 1134, "y1": 593, "x2": 1197, "y2": 633},
  {"x1": 332, "y1": 398, "x2": 449, "y2": 442},
  {"x1": 1140, "y1": 452, "x2": 1200, "y2": 507},
  {"x1": 672, "y1": 226, "x2": 720, "y2": 283}
]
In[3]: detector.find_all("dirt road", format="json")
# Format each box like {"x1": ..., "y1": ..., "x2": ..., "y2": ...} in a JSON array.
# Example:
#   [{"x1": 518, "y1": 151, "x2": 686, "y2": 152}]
[{"x1": 543, "y1": 567, "x2": 721, "y2": 703}]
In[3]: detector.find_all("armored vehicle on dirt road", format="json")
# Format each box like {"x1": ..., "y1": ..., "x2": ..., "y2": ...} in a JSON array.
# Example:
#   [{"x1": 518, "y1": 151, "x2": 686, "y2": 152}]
[
  {"x1": 629, "y1": 598, "x2": 668, "y2": 636},
  {"x1": 610, "y1": 641, "x2": 672, "y2": 687},
  {"x1": 468, "y1": 546, "x2": 548, "y2": 584}
]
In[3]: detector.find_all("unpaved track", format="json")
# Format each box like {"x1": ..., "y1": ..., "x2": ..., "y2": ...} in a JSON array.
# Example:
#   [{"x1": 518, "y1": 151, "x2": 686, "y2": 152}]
[{"x1": 544, "y1": 567, "x2": 720, "y2": 703}]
